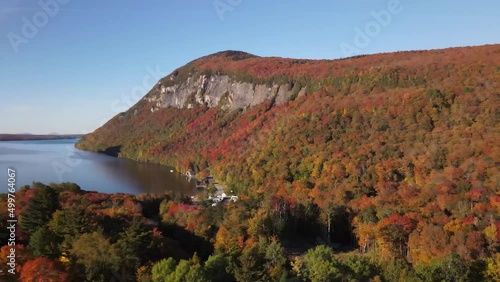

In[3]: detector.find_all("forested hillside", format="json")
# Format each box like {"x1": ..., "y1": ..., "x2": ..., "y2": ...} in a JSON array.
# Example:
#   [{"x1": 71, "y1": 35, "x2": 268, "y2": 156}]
[{"x1": 73, "y1": 45, "x2": 500, "y2": 280}]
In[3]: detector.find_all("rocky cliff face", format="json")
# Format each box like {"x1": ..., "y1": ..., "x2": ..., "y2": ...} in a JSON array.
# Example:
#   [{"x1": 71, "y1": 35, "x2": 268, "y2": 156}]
[{"x1": 144, "y1": 74, "x2": 306, "y2": 112}]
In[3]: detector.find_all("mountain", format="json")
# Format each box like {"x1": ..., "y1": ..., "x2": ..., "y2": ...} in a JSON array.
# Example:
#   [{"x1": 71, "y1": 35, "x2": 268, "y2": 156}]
[
  {"x1": 77, "y1": 44, "x2": 499, "y2": 269},
  {"x1": 77, "y1": 45, "x2": 499, "y2": 172}
]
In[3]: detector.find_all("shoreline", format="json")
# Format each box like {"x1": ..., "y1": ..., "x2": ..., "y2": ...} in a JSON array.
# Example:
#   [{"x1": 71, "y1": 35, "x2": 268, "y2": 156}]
[{"x1": 0, "y1": 134, "x2": 83, "y2": 142}]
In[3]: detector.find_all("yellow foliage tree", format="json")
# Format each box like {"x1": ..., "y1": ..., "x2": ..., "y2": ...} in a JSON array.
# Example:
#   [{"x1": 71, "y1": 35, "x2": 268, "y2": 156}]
[{"x1": 485, "y1": 253, "x2": 500, "y2": 282}]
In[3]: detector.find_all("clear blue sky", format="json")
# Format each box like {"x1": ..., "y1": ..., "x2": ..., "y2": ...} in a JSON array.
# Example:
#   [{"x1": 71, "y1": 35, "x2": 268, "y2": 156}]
[{"x1": 1, "y1": 0, "x2": 499, "y2": 134}]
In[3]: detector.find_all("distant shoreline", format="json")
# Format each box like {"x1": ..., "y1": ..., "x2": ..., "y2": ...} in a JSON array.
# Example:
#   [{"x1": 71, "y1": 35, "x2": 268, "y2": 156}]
[{"x1": 0, "y1": 134, "x2": 84, "y2": 141}]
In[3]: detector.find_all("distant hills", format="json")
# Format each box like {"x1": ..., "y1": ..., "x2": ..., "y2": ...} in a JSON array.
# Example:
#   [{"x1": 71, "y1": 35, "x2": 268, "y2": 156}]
[{"x1": 0, "y1": 134, "x2": 84, "y2": 141}]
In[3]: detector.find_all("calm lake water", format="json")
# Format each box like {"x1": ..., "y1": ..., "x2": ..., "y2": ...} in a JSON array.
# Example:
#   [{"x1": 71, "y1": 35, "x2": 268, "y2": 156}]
[{"x1": 0, "y1": 139, "x2": 196, "y2": 195}]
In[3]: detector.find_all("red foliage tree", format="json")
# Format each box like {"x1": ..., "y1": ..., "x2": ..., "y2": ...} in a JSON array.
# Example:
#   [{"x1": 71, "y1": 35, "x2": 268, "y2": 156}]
[{"x1": 20, "y1": 258, "x2": 69, "y2": 282}]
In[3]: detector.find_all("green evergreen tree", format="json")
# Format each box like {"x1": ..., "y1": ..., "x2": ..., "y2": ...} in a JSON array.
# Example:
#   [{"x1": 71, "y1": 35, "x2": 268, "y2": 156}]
[
  {"x1": 48, "y1": 207, "x2": 90, "y2": 252},
  {"x1": 115, "y1": 217, "x2": 151, "y2": 267},
  {"x1": 28, "y1": 226, "x2": 61, "y2": 258},
  {"x1": 20, "y1": 185, "x2": 59, "y2": 236}
]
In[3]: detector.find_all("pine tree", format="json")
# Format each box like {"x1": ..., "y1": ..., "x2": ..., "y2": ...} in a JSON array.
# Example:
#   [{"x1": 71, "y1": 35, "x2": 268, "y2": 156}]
[{"x1": 20, "y1": 185, "x2": 59, "y2": 237}]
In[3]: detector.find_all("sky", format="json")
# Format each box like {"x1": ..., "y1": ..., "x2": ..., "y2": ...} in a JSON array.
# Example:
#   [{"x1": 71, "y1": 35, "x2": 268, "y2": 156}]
[{"x1": 0, "y1": 0, "x2": 499, "y2": 134}]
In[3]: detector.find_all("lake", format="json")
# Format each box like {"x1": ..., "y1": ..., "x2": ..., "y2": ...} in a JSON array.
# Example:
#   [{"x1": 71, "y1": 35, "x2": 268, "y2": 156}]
[{"x1": 0, "y1": 139, "x2": 196, "y2": 195}]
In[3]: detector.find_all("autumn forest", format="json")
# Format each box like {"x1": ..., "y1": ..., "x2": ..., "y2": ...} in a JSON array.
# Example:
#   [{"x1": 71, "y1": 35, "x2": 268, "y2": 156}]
[{"x1": 2, "y1": 45, "x2": 499, "y2": 281}]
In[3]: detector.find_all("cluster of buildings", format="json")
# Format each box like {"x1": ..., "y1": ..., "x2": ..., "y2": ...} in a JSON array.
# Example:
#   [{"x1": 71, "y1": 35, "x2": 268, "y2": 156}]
[{"x1": 187, "y1": 172, "x2": 238, "y2": 206}]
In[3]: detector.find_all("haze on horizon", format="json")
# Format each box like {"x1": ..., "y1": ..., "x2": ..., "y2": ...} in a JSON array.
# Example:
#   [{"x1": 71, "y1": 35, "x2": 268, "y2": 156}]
[{"x1": 1, "y1": 0, "x2": 499, "y2": 134}]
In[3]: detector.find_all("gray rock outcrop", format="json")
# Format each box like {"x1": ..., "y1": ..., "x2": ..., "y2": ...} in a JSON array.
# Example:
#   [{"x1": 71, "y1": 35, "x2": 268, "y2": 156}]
[{"x1": 145, "y1": 74, "x2": 302, "y2": 112}]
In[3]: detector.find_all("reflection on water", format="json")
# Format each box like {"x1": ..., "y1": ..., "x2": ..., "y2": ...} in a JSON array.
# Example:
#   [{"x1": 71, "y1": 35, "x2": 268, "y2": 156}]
[
  {"x1": 0, "y1": 139, "x2": 195, "y2": 195},
  {"x1": 96, "y1": 158, "x2": 196, "y2": 194}
]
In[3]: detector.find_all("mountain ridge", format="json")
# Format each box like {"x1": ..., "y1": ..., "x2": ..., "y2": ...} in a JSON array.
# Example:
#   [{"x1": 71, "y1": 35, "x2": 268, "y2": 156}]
[
  {"x1": 76, "y1": 44, "x2": 499, "y2": 264},
  {"x1": 120, "y1": 44, "x2": 498, "y2": 117},
  {"x1": 77, "y1": 44, "x2": 500, "y2": 169}
]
